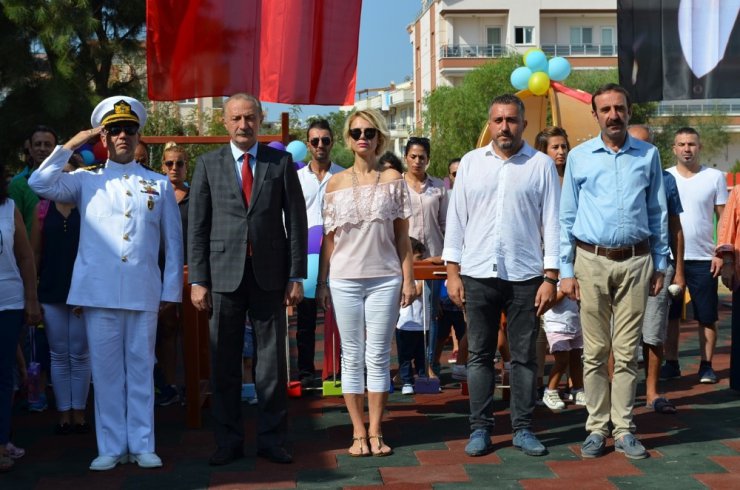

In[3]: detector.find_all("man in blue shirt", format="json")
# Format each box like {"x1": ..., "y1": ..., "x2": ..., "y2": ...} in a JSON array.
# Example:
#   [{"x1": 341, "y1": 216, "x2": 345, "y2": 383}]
[{"x1": 560, "y1": 84, "x2": 669, "y2": 460}]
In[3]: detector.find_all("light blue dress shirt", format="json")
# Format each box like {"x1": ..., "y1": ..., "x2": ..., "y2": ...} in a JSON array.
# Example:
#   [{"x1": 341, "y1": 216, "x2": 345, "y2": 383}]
[
  {"x1": 230, "y1": 141, "x2": 258, "y2": 188},
  {"x1": 559, "y1": 134, "x2": 669, "y2": 278}
]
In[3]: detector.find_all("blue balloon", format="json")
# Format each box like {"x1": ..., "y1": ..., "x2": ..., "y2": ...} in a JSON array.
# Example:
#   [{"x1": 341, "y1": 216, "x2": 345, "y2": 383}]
[
  {"x1": 524, "y1": 49, "x2": 548, "y2": 73},
  {"x1": 548, "y1": 57, "x2": 572, "y2": 81},
  {"x1": 510, "y1": 66, "x2": 533, "y2": 90},
  {"x1": 286, "y1": 140, "x2": 308, "y2": 162},
  {"x1": 303, "y1": 254, "x2": 320, "y2": 298},
  {"x1": 80, "y1": 150, "x2": 95, "y2": 165}
]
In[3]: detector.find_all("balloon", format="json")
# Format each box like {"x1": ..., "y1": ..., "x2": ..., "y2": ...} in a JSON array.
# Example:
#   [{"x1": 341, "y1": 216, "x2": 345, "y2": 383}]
[
  {"x1": 92, "y1": 141, "x2": 107, "y2": 162},
  {"x1": 267, "y1": 141, "x2": 286, "y2": 151},
  {"x1": 303, "y1": 254, "x2": 320, "y2": 299},
  {"x1": 78, "y1": 143, "x2": 93, "y2": 152},
  {"x1": 548, "y1": 57, "x2": 572, "y2": 81},
  {"x1": 528, "y1": 71, "x2": 551, "y2": 96},
  {"x1": 510, "y1": 66, "x2": 533, "y2": 90},
  {"x1": 524, "y1": 49, "x2": 548, "y2": 73},
  {"x1": 294, "y1": 161, "x2": 306, "y2": 171},
  {"x1": 80, "y1": 150, "x2": 94, "y2": 165},
  {"x1": 307, "y1": 225, "x2": 323, "y2": 254},
  {"x1": 286, "y1": 140, "x2": 307, "y2": 162}
]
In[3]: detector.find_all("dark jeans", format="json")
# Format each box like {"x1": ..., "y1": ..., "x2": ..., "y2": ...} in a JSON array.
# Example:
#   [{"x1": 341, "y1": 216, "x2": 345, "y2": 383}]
[
  {"x1": 296, "y1": 298, "x2": 317, "y2": 377},
  {"x1": 732, "y1": 288, "x2": 740, "y2": 391},
  {"x1": 462, "y1": 275, "x2": 541, "y2": 433},
  {"x1": 1, "y1": 309, "x2": 23, "y2": 444},
  {"x1": 396, "y1": 329, "x2": 425, "y2": 384}
]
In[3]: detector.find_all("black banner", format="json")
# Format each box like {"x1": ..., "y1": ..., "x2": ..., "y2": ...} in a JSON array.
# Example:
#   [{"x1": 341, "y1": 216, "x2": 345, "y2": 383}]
[{"x1": 618, "y1": 0, "x2": 740, "y2": 102}]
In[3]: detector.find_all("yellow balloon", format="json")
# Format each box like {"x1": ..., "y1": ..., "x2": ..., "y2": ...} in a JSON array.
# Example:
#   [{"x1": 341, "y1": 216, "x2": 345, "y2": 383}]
[{"x1": 528, "y1": 71, "x2": 550, "y2": 96}]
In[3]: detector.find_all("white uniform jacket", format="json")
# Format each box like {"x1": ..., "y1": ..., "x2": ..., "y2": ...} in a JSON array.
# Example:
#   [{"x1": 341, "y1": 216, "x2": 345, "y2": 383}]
[{"x1": 29, "y1": 145, "x2": 183, "y2": 312}]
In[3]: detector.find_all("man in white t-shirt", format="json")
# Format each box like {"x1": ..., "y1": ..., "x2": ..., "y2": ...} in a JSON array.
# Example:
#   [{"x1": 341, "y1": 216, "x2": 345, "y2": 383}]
[
  {"x1": 295, "y1": 119, "x2": 344, "y2": 388},
  {"x1": 662, "y1": 127, "x2": 728, "y2": 384}
]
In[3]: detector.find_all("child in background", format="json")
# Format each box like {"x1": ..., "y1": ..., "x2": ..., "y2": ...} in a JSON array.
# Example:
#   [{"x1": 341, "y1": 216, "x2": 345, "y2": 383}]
[
  {"x1": 241, "y1": 317, "x2": 257, "y2": 405},
  {"x1": 396, "y1": 238, "x2": 427, "y2": 395},
  {"x1": 542, "y1": 281, "x2": 584, "y2": 411}
]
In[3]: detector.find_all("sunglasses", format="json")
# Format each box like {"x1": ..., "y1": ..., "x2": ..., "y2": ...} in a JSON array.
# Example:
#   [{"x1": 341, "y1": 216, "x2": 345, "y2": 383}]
[
  {"x1": 105, "y1": 125, "x2": 139, "y2": 136},
  {"x1": 309, "y1": 137, "x2": 332, "y2": 147},
  {"x1": 349, "y1": 127, "x2": 378, "y2": 141},
  {"x1": 164, "y1": 160, "x2": 185, "y2": 168}
]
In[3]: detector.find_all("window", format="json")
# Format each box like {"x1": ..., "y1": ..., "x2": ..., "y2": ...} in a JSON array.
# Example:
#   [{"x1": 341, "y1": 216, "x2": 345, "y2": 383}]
[
  {"x1": 487, "y1": 27, "x2": 502, "y2": 45},
  {"x1": 570, "y1": 27, "x2": 593, "y2": 45},
  {"x1": 180, "y1": 98, "x2": 196, "y2": 105},
  {"x1": 514, "y1": 26, "x2": 534, "y2": 45}
]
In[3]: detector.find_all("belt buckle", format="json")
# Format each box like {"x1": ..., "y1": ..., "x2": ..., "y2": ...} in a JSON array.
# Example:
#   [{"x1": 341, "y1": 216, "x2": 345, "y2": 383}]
[{"x1": 606, "y1": 247, "x2": 629, "y2": 261}]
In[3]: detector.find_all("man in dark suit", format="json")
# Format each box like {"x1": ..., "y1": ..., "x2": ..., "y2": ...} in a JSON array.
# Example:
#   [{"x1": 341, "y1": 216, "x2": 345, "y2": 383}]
[{"x1": 188, "y1": 93, "x2": 307, "y2": 466}]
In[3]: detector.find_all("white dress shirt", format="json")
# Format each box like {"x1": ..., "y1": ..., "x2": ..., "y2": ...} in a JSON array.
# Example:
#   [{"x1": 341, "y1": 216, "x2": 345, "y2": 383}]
[
  {"x1": 297, "y1": 161, "x2": 345, "y2": 230},
  {"x1": 442, "y1": 141, "x2": 560, "y2": 280},
  {"x1": 29, "y1": 145, "x2": 183, "y2": 312}
]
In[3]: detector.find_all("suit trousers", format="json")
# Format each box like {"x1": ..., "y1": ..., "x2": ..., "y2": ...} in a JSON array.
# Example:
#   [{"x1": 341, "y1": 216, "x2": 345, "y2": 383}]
[
  {"x1": 84, "y1": 307, "x2": 158, "y2": 457},
  {"x1": 210, "y1": 258, "x2": 288, "y2": 451},
  {"x1": 575, "y1": 248, "x2": 652, "y2": 439}
]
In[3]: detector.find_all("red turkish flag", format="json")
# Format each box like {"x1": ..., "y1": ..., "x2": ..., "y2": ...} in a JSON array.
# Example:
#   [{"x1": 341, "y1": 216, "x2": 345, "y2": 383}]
[{"x1": 146, "y1": 0, "x2": 361, "y2": 105}]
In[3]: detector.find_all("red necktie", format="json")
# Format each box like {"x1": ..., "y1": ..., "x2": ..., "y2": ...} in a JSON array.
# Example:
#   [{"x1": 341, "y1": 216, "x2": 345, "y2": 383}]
[{"x1": 241, "y1": 153, "x2": 254, "y2": 206}]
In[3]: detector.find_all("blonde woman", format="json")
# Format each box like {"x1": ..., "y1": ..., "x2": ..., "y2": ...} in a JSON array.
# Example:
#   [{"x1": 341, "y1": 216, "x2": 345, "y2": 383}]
[{"x1": 317, "y1": 109, "x2": 415, "y2": 457}]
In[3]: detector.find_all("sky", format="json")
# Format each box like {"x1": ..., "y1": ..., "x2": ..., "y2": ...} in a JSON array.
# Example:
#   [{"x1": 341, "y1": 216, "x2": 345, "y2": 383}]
[{"x1": 263, "y1": 0, "x2": 422, "y2": 121}]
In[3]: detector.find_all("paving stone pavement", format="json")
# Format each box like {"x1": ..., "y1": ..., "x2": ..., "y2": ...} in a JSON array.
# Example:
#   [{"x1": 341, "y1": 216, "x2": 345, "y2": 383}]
[{"x1": 4, "y1": 295, "x2": 740, "y2": 489}]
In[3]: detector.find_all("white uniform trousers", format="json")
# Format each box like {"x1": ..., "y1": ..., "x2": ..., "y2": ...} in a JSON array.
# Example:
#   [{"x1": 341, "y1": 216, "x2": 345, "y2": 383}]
[{"x1": 84, "y1": 307, "x2": 158, "y2": 457}]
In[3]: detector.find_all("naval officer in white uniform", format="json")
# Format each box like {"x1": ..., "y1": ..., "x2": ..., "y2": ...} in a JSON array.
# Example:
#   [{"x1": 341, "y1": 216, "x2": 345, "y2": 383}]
[{"x1": 29, "y1": 96, "x2": 183, "y2": 471}]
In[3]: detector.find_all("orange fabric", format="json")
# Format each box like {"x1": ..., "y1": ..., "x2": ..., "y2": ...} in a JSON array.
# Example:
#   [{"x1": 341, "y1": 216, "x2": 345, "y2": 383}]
[{"x1": 716, "y1": 185, "x2": 740, "y2": 286}]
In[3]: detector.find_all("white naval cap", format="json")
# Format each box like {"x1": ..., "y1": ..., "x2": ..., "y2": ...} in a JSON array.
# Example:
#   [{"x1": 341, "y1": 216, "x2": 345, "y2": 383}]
[{"x1": 91, "y1": 96, "x2": 147, "y2": 128}]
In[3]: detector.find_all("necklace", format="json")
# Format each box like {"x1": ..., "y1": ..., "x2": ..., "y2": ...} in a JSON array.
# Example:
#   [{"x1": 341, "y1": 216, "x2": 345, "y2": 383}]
[{"x1": 351, "y1": 167, "x2": 381, "y2": 232}]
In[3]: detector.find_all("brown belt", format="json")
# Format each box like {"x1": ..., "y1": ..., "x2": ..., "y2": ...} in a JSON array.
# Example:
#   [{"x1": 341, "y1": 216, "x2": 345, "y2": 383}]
[{"x1": 576, "y1": 239, "x2": 650, "y2": 262}]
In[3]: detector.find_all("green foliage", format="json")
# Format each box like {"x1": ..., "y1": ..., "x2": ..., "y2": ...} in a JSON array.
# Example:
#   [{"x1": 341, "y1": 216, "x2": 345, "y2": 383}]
[
  {"x1": 424, "y1": 56, "x2": 520, "y2": 176},
  {"x1": 0, "y1": 0, "x2": 146, "y2": 168},
  {"x1": 729, "y1": 160, "x2": 740, "y2": 174},
  {"x1": 651, "y1": 112, "x2": 730, "y2": 168}
]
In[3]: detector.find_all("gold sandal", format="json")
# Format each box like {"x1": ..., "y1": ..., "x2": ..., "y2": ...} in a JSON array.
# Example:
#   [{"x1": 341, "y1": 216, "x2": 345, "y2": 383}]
[
  {"x1": 348, "y1": 436, "x2": 370, "y2": 457},
  {"x1": 368, "y1": 434, "x2": 393, "y2": 457}
]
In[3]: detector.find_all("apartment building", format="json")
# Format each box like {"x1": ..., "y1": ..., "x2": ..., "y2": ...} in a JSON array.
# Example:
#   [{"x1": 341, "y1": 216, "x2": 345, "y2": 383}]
[{"x1": 409, "y1": 0, "x2": 617, "y2": 129}]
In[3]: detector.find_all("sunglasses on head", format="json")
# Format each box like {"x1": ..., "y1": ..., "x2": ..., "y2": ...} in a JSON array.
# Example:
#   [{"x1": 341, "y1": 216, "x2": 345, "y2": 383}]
[
  {"x1": 164, "y1": 160, "x2": 185, "y2": 168},
  {"x1": 105, "y1": 125, "x2": 138, "y2": 136},
  {"x1": 309, "y1": 136, "x2": 332, "y2": 147},
  {"x1": 349, "y1": 127, "x2": 378, "y2": 141}
]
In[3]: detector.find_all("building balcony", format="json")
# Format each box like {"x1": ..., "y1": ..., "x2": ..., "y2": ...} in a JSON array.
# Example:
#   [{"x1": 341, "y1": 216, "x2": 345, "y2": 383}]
[
  {"x1": 439, "y1": 44, "x2": 510, "y2": 59},
  {"x1": 541, "y1": 44, "x2": 617, "y2": 57},
  {"x1": 655, "y1": 100, "x2": 740, "y2": 116}
]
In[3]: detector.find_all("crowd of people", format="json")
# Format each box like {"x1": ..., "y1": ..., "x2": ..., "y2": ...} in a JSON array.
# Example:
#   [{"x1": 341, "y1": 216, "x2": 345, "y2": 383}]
[{"x1": 1, "y1": 82, "x2": 739, "y2": 473}]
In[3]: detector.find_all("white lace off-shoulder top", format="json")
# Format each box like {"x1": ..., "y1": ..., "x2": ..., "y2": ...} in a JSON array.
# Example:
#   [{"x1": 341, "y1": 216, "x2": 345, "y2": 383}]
[{"x1": 323, "y1": 179, "x2": 411, "y2": 279}]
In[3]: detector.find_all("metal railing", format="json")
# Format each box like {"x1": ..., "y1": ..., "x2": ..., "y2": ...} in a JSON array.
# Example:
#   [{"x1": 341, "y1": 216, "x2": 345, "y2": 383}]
[
  {"x1": 655, "y1": 101, "x2": 740, "y2": 116},
  {"x1": 439, "y1": 44, "x2": 510, "y2": 59},
  {"x1": 541, "y1": 44, "x2": 617, "y2": 57}
]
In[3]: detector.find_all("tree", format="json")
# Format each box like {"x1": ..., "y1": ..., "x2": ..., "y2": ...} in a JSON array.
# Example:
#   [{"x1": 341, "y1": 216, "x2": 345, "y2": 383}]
[{"x1": 0, "y1": 0, "x2": 146, "y2": 168}]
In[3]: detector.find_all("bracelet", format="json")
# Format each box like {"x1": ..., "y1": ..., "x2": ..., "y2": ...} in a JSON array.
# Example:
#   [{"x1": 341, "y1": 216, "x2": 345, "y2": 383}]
[
  {"x1": 543, "y1": 276, "x2": 558, "y2": 286},
  {"x1": 316, "y1": 280, "x2": 328, "y2": 287}
]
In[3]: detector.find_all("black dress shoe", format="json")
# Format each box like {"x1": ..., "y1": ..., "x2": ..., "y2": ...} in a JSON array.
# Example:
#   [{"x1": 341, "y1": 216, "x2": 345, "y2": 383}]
[
  {"x1": 73, "y1": 422, "x2": 91, "y2": 434},
  {"x1": 257, "y1": 446, "x2": 293, "y2": 464},
  {"x1": 55, "y1": 423, "x2": 72, "y2": 435},
  {"x1": 209, "y1": 446, "x2": 244, "y2": 466}
]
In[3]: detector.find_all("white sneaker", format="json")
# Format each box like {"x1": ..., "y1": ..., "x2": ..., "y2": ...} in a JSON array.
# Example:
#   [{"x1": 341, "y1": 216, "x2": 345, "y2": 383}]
[
  {"x1": 401, "y1": 384, "x2": 414, "y2": 395},
  {"x1": 130, "y1": 452, "x2": 163, "y2": 468},
  {"x1": 572, "y1": 389, "x2": 586, "y2": 406},
  {"x1": 89, "y1": 454, "x2": 129, "y2": 471},
  {"x1": 542, "y1": 389, "x2": 565, "y2": 411},
  {"x1": 452, "y1": 365, "x2": 468, "y2": 381}
]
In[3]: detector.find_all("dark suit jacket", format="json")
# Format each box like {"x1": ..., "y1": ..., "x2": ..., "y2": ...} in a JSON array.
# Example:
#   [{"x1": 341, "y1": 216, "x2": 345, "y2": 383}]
[{"x1": 188, "y1": 143, "x2": 307, "y2": 293}]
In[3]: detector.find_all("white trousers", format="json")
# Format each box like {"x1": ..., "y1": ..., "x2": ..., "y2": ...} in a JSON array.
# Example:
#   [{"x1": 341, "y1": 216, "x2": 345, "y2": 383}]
[
  {"x1": 84, "y1": 307, "x2": 157, "y2": 457},
  {"x1": 329, "y1": 276, "x2": 402, "y2": 393},
  {"x1": 43, "y1": 303, "x2": 90, "y2": 411}
]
